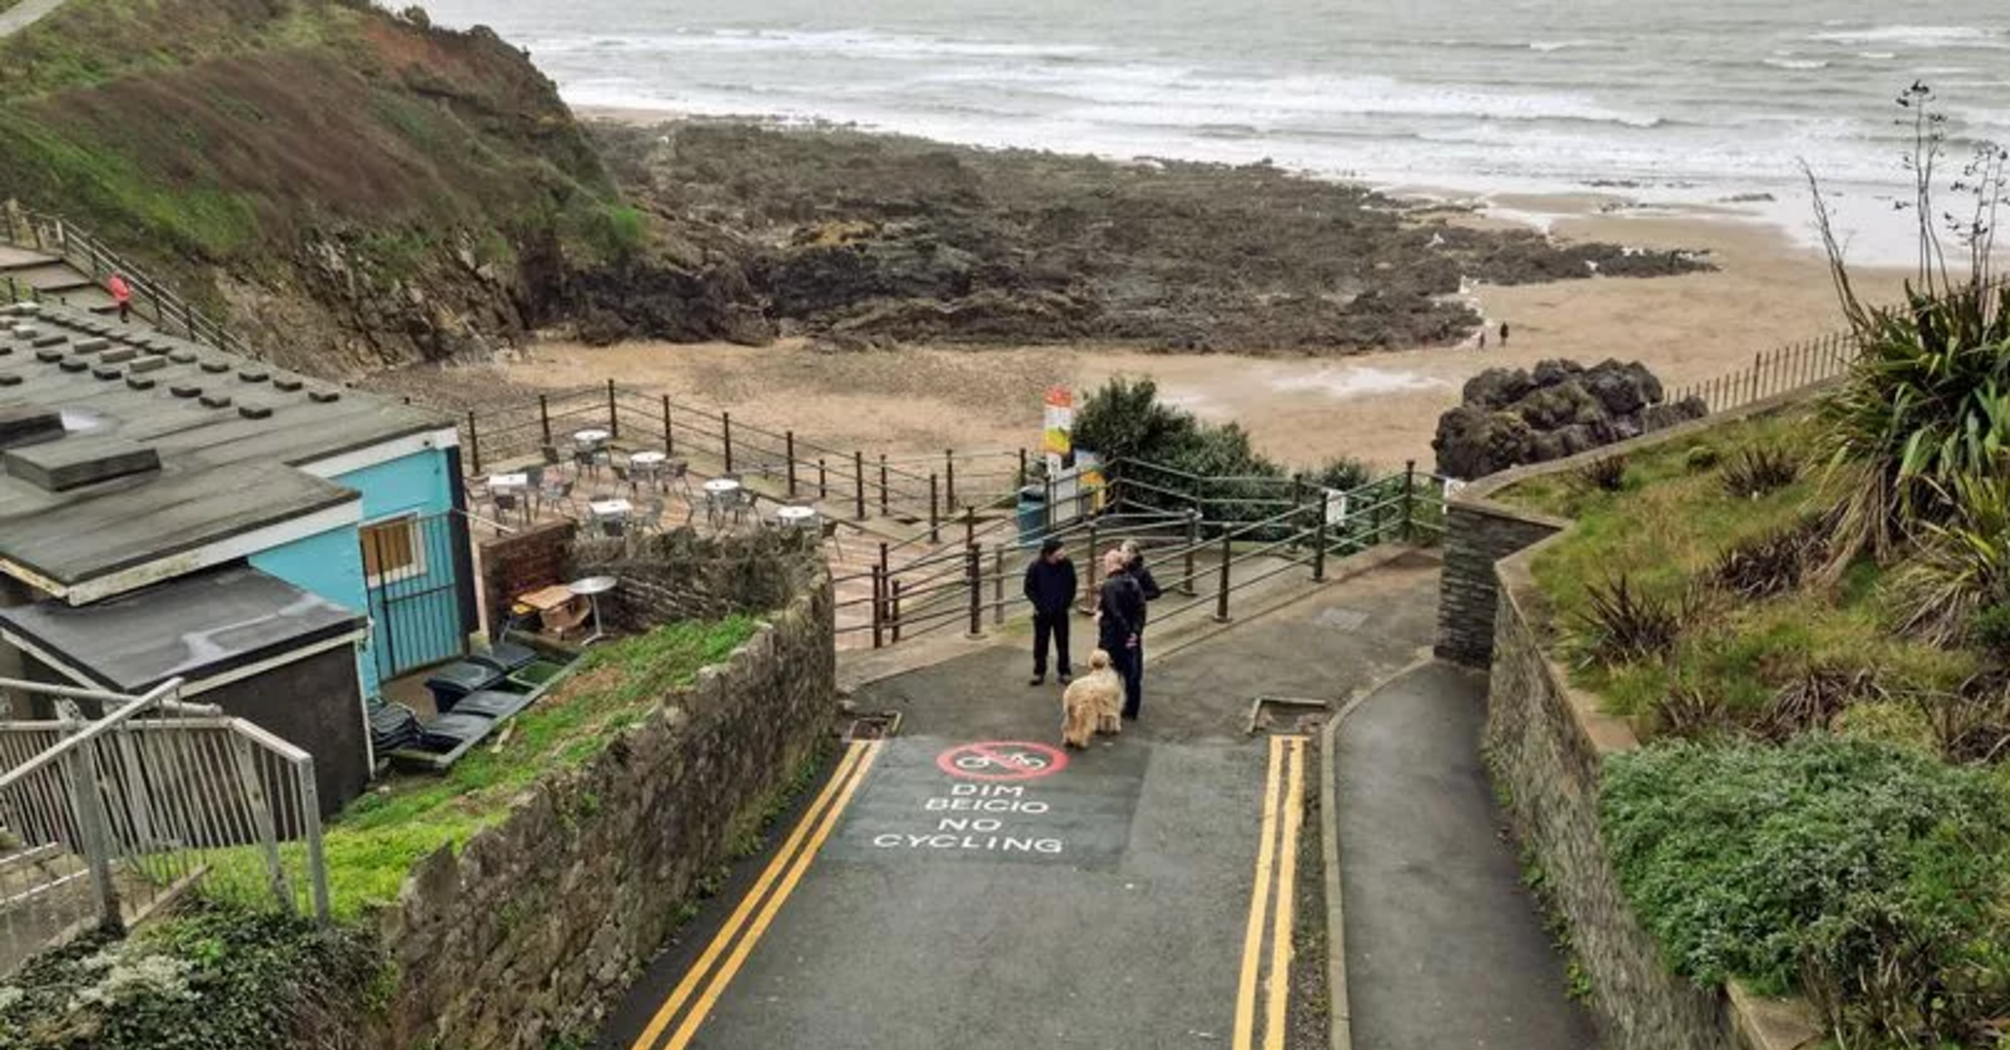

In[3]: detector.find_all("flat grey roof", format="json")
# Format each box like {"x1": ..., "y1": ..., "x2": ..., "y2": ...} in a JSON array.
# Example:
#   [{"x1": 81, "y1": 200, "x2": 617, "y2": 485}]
[
  {"x1": 0, "y1": 303, "x2": 453, "y2": 592},
  {"x1": 0, "y1": 565, "x2": 365, "y2": 692}
]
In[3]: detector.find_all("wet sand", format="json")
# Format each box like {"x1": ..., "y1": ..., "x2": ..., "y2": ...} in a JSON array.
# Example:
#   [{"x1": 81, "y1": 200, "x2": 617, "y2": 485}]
[{"x1": 493, "y1": 200, "x2": 1906, "y2": 472}]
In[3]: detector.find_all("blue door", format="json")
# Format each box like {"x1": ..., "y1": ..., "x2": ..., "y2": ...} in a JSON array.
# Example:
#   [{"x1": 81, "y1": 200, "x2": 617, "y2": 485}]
[{"x1": 360, "y1": 510, "x2": 467, "y2": 681}]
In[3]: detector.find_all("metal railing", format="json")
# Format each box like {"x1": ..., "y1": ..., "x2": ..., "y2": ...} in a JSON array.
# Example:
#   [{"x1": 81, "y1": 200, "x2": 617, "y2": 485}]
[
  {"x1": 840, "y1": 460, "x2": 1451, "y2": 649},
  {"x1": 457, "y1": 380, "x2": 1029, "y2": 526},
  {"x1": 0, "y1": 200, "x2": 258, "y2": 359},
  {"x1": 1, "y1": 677, "x2": 328, "y2": 978}
]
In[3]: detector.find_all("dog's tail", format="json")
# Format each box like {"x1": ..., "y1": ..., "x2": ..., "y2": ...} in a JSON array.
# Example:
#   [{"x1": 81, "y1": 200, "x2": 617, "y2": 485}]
[{"x1": 1089, "y1": 649, "x2": 1111, "y2": 671}]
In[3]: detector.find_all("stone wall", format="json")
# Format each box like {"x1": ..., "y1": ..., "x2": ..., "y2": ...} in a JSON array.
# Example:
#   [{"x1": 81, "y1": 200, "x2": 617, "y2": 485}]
[
  {"x1": 570, "y1": 527, "x2": 820, "y2": 629},
  {"x1": 1433, "y1": 500, "x2": 1564, "y2": 666},
  {"x1": 479, "y1": 519, "x2": 578, "y2": 629},
  {"x1": 376, "y1": 552, "x2": 836, "y2": 1050}
]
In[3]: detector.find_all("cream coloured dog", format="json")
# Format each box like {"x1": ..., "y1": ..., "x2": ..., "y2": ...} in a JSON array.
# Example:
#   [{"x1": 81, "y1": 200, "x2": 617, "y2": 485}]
[{"x1": 1061, "y1": 649, "x2": 1123, "y2": 748}]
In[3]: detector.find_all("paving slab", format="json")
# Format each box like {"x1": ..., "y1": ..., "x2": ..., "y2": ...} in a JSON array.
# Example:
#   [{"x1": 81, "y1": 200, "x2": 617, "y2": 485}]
[{"x1": 1336, "y1": 661, "x2": 1599, "y2": 1049}]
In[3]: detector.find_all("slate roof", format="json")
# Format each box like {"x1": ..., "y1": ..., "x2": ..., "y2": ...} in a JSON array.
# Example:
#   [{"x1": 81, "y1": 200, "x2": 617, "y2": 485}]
[
  {"x1": 0, "y1": 302, "x2": 452, "y2": 593},
  {"x1": 0, "y1": 565, "x2": 364, "y2": 692}
]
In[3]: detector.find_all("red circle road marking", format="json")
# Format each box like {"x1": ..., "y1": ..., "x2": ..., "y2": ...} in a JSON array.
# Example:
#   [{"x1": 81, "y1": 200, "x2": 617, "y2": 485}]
[{"x1": 936, "y1": 741, "x2": 1070, "y2": 782}]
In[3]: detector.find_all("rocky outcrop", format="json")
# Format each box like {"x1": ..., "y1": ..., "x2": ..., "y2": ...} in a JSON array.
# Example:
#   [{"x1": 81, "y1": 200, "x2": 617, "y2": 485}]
[{"x1": 1432, "y1": 358, "x2": 1707, "y2": 479}]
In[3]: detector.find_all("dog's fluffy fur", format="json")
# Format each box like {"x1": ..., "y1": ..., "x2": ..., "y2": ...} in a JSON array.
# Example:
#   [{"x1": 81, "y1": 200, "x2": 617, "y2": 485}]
[{"x1": 1061, "y1": 650, "x2": 1123, "y2": 748}]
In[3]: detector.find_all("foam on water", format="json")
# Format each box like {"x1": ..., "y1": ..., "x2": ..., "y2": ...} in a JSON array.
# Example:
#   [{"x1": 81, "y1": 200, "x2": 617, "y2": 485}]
[
  {"x1": 1269, "y1": 368, "x2": 1452, "y2": 400},
  {"x1": 421, "y1": 0, "x2": 2010, "y2": 267}
]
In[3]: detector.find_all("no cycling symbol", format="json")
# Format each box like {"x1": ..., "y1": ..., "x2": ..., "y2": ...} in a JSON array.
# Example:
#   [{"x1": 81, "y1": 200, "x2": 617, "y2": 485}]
[{"x1": 936, "y1": 741, "x2": 1070, "y2": 783}]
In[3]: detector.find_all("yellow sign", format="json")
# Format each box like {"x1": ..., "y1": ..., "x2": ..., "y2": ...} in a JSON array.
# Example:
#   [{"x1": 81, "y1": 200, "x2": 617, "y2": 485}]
[{"x1": 1042, "y1": 387, "x2": 1073, "y2": 460}]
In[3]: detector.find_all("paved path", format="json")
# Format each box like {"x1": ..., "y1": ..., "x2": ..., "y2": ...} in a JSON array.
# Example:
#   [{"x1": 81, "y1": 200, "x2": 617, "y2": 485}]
[
  {"x1": 1336, "y1": 661, "x2": 1598, "y2": 1049},
  {"x1": 0, "y1": 0, "x2": 69, "y2": 39},
  {"x1": 597, "y1": 552, "x2": 1446, "y2": 1050}
]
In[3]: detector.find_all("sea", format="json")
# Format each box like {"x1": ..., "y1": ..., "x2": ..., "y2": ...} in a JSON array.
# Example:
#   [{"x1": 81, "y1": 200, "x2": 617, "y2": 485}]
[{"x1": 418, "y1": 0, "x2": 2010, "y2": 265}]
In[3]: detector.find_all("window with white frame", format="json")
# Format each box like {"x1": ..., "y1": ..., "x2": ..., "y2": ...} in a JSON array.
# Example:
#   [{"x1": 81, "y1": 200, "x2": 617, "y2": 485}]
[{"x1": 360, "y1": 514, "x2": 425, "y2": 585}]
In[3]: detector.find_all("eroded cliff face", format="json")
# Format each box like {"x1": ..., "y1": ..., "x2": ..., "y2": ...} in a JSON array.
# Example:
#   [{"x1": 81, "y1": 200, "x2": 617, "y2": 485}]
[{"x1": 0, "y1": 0, "x2": 645, "y2": 374}]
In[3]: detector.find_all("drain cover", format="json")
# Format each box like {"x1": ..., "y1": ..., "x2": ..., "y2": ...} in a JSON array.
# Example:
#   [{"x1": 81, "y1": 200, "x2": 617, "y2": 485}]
[{"x1": 1313, "y1": 607, "x2": 1369, "y2": 631}]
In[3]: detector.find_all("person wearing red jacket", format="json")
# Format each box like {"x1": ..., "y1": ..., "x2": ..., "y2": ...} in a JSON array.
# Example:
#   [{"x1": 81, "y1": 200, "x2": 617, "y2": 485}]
[{"x1": 107, "y1": 273, "x2": 132, "y2": 323}]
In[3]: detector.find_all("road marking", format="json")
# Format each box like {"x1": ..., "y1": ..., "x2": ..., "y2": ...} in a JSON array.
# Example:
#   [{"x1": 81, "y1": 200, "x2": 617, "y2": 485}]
[
  {"x1": 1266, "y1": 737, "x2": 1307, "y2": 1050},
  {"x1": 662, "y1": 738, "x2": 885, "y2": 1050},
  {"x1": 1233, "y1": 735, "x2": 1287, "y2": 1050},
  {"x1": 628, "y1": 739, "x2": 878, "y2": 1050},
  {"x1": 1233, "y1": 735, "x2": 1308, "y2": 1050}
]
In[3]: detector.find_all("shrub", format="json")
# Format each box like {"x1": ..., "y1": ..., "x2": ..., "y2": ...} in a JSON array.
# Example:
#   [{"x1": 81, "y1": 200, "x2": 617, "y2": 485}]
[
  {"x1": 1833, "y1": 700, "x2": 1937, "y2": 754},
  {"x1": 1602, "y1": 736, "x2": 2010, "y2": 1044},
  {"x1": 1569, "y1": 454, "x2": 1628, "y2": 493},
  {"x1": 1973, "y1": 603, "x2": 2010, "y2": 661},
  {"x1": 1720, "y1": 446, "x2": 1799, "y2": 500},
  {"x1": 1891, "y1": 468, "x2": 2010, "y2": 645},
  {"x1": 1711, "y1": 519, "x2": 1817, "y2": 600},
  {"x1": 1570, "y1": 574, "x2": 1690, "y2": 667},
  {"x1": 1300, "y1": 455, "x2": 1371, "y2": 494},
  {"x1": 1648, "y1": 680, "x2": 1740, "y2": 740},
  {"x1": 1683, "y1": 444, "x2": 1721, "y2": 473},
  {"x1": 1757, "y1": 662, "x2": 1882, "y2": 741}
]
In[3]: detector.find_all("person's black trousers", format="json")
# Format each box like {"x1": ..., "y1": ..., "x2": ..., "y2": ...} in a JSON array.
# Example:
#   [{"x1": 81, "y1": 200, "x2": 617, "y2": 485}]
[
  {"x1": 1107, "y1": 643, "x2": 1143, "y2": 718},
  {"x1": 1032, "y1": 610, "x2": 1071, "y2": 678}
]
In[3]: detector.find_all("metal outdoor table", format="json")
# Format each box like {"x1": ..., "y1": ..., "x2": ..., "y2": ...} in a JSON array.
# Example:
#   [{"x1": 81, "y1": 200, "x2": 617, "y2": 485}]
[{"x1": 569, "y1": 575, "x2": 618, "y2": 645}]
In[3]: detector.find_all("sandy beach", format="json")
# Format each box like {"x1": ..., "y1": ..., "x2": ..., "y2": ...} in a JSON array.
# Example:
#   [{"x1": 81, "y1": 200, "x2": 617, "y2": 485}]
[{"x1": 478, "y1": 187, "x2": 1908, "y2": 473}]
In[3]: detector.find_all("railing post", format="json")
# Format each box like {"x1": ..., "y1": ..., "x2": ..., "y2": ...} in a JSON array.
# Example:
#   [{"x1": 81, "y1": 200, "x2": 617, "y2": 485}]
[
  {"x1": 723, "y1": 411, "x2": 735, "y2": 473},
  {"x1": 1313, "y1": 506, "x2": 1329, "y2": 582},
  {"x1": 891, "y1": 580, "x2": 904, "y2": 644},
  {"x1": 1213, "y1": 532, "x2": 1233, "y2": 623},
  {"x1": 879, "y1": 454, "x2": 890, "y2": 516},
  {"x1": 929, "y1": 474, "x2": 940, "y2": 544},
  {"x1": 993, "y1": 545, "x2": 1006, "y2": 626},
  {"x1": 870, "y1": 564, "x2": 886, "y2": 649},
  {"x1": 63, "y1": 746, "x2": 124, "y2": 932},
  {"x1": 1043, "y1": 474, "x2": 1056, "y2": 530},
  {"x1": 539, "y1": 394, "x2": 552, "y2": 448},
  {"x1": 1402, "y1": 459, "x2": 1417, "y2": 542},
  {"x1": 945, "y1": 449, "x2": 956, "y2": 509},
  {"x1": 786, "y1": 431, "x2": 798, "y2": 497},
  {"x1": 854, "y1": 451, "x2": 867, "y2": 520},
  {"x1": 1183, "y1": 509, "x2": 1201, "y2": 596},
  {"x1": 299, "y1": 769, "x2": 329, "y2": 920},
  {"x1": 1083, "y1": 518, "x2": 1100, "y2": 614},
  {"x1": 819, "y1": 457, "x2": 829, "y2": 500},
  {"x1": 466, "y1": 410, "x2": 482, "y2": 474},
  {"x1": 607, "y1": 379, "x2": 619, "y2": 438},
  {"x1": 964, "y1": 505, "x2": 976, "y2": 550},
  {"x1": 967, "y1": 543, "x2": 983, "y2": 638},
  {"x1": 1018, "y1": 447, "x2": 1029, "y2": 487},
  {"x1": 661, "y1": 395, "x2": 674, "y2": 455}
]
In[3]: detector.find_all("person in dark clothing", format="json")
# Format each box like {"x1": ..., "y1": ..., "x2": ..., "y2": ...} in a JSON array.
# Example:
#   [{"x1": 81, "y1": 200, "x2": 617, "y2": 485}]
[
  {"x1": 1023, "y1": 537, "x2": 1077, "y2": 686},
  {"x1": 1118, "y1": 539, "x2": 1161, "y2": 699},
  {"x1": 1499, "y1": 321, "x2": 1510, "y2": 347},
  {"x1": 1096, "y1": 549, "x2": 1146, "y2": 719}
]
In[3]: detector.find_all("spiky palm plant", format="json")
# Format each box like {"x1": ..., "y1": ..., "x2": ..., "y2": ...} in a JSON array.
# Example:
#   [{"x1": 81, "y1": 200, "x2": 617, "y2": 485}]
[
  {"x1": 1891, "y1": 466, "x2": 2010, "y2": 644},
  {"x1": 1808, "y1": 83, "x2": 2010, "y2": 574}
]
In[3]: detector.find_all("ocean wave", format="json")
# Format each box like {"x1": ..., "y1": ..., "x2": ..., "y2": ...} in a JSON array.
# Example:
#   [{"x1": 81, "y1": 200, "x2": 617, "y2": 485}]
[
  {"x1": 1528, "y1": 39, "x2": 1596, "y2": 52},
  {"x1": 1807, "y1": 25, "x2": 2005, "y2": 49},
  {"x1": 1764, "y1": 57, "x2": 1831, "y2": 70},
  {"x1": 1857, "y1": 51, "x2": 1896, "y2": 60},
  {"x1": 540, "y1": 27, "x2": 1109, "y2": 62}
]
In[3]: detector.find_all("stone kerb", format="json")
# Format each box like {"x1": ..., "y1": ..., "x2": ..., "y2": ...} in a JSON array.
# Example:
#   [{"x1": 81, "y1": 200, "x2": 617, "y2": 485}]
[
  {"x1": 376, "y1": 559, "x2": 836, "y2": 1050},
  {"x1": 1476, "y1": 394, "x2": 1830, "y2": 1050}
]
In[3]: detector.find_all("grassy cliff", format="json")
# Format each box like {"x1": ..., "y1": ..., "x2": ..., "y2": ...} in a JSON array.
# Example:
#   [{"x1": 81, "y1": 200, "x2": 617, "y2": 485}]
[{"x1": 0, "y1": 0, "x2": 628, "y2": 371}]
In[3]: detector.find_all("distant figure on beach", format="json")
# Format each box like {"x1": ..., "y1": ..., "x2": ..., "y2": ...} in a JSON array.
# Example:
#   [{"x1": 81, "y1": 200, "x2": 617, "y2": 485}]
[
  {"x1": 1477, "y1": 329, "x2": 1487, "y2": 351},
  {"x1": 108, "y1": 273, "x2": 132, "y2": 323},
  {"x1": 1499, "y1": 321, "x2": 1510, "y2": 347}
]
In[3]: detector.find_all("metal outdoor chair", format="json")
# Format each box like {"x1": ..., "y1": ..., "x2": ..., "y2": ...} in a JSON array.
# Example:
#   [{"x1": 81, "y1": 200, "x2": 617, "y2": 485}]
[
  {"x1": 819, "y1": 516, "x2": 846, "y2": 558},
  {"x1": 598, "y1": 516, "x2": 627, "y2": 539},
  {"x1": 662, "y1": 458, "x2": 695, "y2": 500},
  {"x1": 571, "y1": 444, "x2": 602, "y2": 478},
  {"x1": 539, "y1": 476, "x2": 577, "y2": 518},
  {"x1": 491, "y1": 490, "x2": 524, "y2": 530},
  {"x1": 634, "y1": 497, "x2": 667, "y2": 535}
]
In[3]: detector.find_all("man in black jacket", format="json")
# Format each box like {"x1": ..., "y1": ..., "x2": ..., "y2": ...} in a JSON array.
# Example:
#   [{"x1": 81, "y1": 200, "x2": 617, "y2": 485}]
[
  {"x1": 1023, "y1": 537, "x2": 1077, "y2": 686},
  {"x1": 1118, "y1": 539, "x2": 1162, "y2": 701},
  {"x1": 1097, "y1": 548, "x2": 1147, "y2": 719}
]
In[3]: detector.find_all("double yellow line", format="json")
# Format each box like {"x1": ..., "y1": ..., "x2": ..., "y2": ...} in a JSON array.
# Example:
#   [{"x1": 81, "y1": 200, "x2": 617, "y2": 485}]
[
  {"x1": 1233, "y1": 734, "x2": 1309, "y2": 1050},
  {"x1": 627, "y1": 739, "x2": 884, "y2": 1050}
]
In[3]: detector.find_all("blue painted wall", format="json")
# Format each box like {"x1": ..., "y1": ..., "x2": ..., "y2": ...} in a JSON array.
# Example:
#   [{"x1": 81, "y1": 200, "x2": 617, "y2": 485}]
[{"x1": 251, "y1": 447, "x2": 465, "y2": 697}]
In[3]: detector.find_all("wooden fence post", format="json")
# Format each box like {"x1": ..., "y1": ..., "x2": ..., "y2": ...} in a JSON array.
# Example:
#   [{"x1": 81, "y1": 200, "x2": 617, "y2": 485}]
[
  {"x1": 539, "y1": 394, "x2": 552, "y2": 448},
  {"x1": 1402, "y1": 459, "x2": 1417, "y2": 542},
  {"x1": 966, "y1": 544, "x2": 983, "y2": 638},
  {"x1": 1183, "y1": 509, "x2": 1201, "y2": 596},
  {"x1": 871, "y1": 564, "x2": 885, "y2": 650},
  {"x1": 879, "y1": 455, "x2": 890, "y2": 517},
  {"x1": 661, "y1": 395, "x2": 674, "y2": 455},
  {"x1": 786, "y1": 431, "x2": 798, "y2": 498},
  {"x1": 1214, "y1": 532, "x2": 1233, "y2": 623},
  {"x1": 890, "y1": 580, "x2": 904, "y2": 644},
  {"x1": 466, "y1": 410, "x2": 482, "y2": 474},
  {"x1": 854, "y1": 451, "x2": 867, "y2": 520},
  {"x1": 993, "y1": 545, "x2": 1006, "y2": 626},
  {"x1": 945, "y1": 449, "x2": 956, "y2": 509},
  {"x1": 606, "y1": 379, "x2": 619, "y2": 438},
  {"x1": 819, "y1": 458, "x2": 829, "y2": 501},
  {"x1": 929, "y1": 474, "x2": 941, "y2": 544},
  {"x1": 1313, "y1": 507, "x2": 1328, "y2": 581},
  {"x1": 723, "y1": 412, "x2": 734, "y2": 473}
]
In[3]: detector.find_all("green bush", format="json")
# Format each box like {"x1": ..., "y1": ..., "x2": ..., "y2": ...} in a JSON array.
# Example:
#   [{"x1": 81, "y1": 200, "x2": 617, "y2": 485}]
[
  {"x1": 1891, "y1": 468, "x2": 2010, "y2": 645},
  {"x1": 1300, "y1": 455, "x2": 1372, "y2": 494},
  {"x1": 1601, "y1": 736, "x2": 2010, "y2": 1044},
  {"x1": 1973, "y1": 603, "x2": 2010, "y2": 661},
  {"x1": 1684, "y1": 444, "x2": 1721, "y2": 473},
  {"x1": 0, "y1": 903, "x2": 382, "y2": 1050}
]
